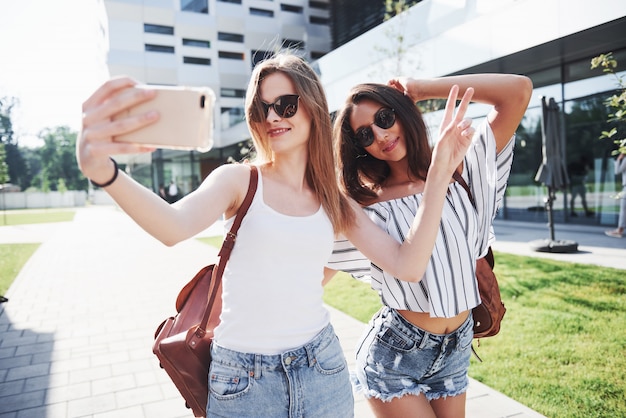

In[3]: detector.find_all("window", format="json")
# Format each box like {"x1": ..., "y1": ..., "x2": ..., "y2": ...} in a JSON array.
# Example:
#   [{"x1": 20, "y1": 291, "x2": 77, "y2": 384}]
[
  {"x1": 219, "y1": 51, "x2": 244, "y2": 60},
  {"x1": 280, "y1": 4, "x2": 303, "y2": 13},
  {"x1": 282, "y1": 39, "x2": 305, "y2": 49},
  {"x1": 182, "y1": 38, "x2": 210, "y2": 48},
  {"x1": 250, "y1": 8, "x2": 274, "y2": 17},
  {"x1": 184, "y1": 57, "x2": 211, "y2": 65},
  {"x1": 310, "y1": 15, "x2": 329, "y2": 25},
  {"x1": 251, "y1": 50, "x2": 272, "y2": 68},
  {"x1": 221, "y1": 88, "x2": 246, "y2": 98},
  {"x1": 145, "y1": 44, "x2": 175, "y2": 53},
  {"x1": 218, "y1": 0, "x2": 241, "y2": 3},
  {"x1": 309, "y1": 1, "x2": 329, "y2": 10},
  {"x1": 310, "y1": 51, "x2": 326, "y2": 60},
  {"x1": 181, "y1": 0, "x2": 208, "y2": 13},
  {"x1": 221, "y1": 107, "x2": 245, "y2": 129},
  {"x1": 218, "y1": 32, "x2": 244, "y2": 43},
  {"x1": 144, "y1": 24, "x2": 174, "y2": 35}
]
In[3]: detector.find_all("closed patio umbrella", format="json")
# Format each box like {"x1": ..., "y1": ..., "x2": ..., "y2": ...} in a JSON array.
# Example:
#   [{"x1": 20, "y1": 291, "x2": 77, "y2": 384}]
[
  {"x1": 529, "y1": 96, "x2": 578, "y2": 253},
  {"x1": 535, "y1": 97, "x2": 569, "y2": 191}
]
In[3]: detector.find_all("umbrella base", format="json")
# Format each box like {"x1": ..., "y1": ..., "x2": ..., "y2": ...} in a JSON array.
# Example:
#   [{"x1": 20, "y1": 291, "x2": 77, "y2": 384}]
[{"x1": 528, "y1": 239, "x2": 579, "y2": 253}]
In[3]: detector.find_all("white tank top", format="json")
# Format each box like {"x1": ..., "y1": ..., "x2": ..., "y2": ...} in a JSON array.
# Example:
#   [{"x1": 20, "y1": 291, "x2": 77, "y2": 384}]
[{"x1": 213, "y1": 168, "x2": 333, "y2": 354}]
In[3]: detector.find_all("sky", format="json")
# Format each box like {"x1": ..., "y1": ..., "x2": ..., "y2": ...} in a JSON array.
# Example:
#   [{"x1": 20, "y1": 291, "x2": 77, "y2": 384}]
[{"x1": 0, "y1": 0, "x2": 109, "y2": 148}]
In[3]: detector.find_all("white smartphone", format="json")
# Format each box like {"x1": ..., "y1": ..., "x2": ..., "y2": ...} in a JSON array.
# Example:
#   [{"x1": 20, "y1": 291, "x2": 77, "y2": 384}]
[{"x1": 112, "y1": 85, "x2": 215, "y2": 152}]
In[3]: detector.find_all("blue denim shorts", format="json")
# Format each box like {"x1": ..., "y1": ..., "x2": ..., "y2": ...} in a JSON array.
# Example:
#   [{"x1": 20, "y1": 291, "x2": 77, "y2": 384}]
[
  {"x1": 208, "y1": 323, "x2": 354, "y2": 417},
  {"x1": 352, "y1": 306, "x2": 473, "y2": 402}
]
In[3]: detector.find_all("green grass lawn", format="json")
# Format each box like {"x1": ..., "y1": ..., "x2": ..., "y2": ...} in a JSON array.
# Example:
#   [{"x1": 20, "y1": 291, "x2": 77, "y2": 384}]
[
  {"x1": 470, "y1": 253, "x2": 626, "y2": 418},
  {"x1": 0, "y1": 244, "x2": 40, "y2": 295},
  {"x1": 197, "y1": 236, "x2": 224, "y2": 249},
  {"x1": 0, "y1": 208, "x2": 75, "y2": 226},
  {"x1": 198, "y1": 236, "x2": 625, "y2": 418},
  {"x1": 0, "y1": 209, "x2": 75, "y2": 295},
  {"x1": 323, "y1": 271, "x2": 382, "y2": 322}
]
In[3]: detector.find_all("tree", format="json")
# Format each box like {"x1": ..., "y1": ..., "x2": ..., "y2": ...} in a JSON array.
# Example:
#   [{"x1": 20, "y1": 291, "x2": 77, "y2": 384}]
[
  {"x1": 591, "y1": 52, "x2": 626, "y2": 155},
  {"x1": 21, "y1": 147, "x2": 41, "y2": 191},
  {"x1": 38, "y1": 126, "x2": 86, "y2": 191},
  {"x1": 0, "y1": 143, "x2": 8, "y2": 185},
  {"x1": 0, "y1": 97, "x2": 87, "y2": 192},
  {"x1": 0, "y1": 96, "x2": 30, "y2": 189},
  {"x1": 227, "y1": 139, "x2": 256, "y2": 164}
]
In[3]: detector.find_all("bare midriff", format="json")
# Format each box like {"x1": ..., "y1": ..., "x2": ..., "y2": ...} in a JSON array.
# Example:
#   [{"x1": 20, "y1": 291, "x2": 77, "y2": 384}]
[{"x1": 397, "y1": 309, "x2": 470, "y2": 334}]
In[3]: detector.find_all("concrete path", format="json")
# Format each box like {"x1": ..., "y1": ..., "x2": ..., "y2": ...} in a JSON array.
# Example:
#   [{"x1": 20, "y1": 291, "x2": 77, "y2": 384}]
[
  {"x1": 490, "y1": 218, "x2": 626, "y2": 270},
  {"x1": 3, "y1": 206, "x2": 622, "y2": 417}
]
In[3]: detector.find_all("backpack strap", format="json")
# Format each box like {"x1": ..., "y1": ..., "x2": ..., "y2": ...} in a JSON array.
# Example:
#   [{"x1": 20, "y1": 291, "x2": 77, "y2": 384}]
[
  {"x1": 453, "y1": 170, "x2": 474, "y2": 205},
  {"x1": 452, "y1": 170, "x2": 494, "y2": 268},
  {"x1": 199, "y1": 165, "x2": 258, "y2": 331}
]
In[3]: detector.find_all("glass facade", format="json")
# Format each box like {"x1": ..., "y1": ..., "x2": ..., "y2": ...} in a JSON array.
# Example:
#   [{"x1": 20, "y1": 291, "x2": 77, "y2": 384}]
[
  {"x1": 139, "y1": 144, "x2": 246, "y2": 200},
  {"x1": 498, "y1": 51, "x2": 626, "y2": 227},
  {"x1": 330, "y1": 0, "x2": 421, "y2": 49},
  {"x1": 144, "y1": 23, "x2": 174, "y2": 35},
  {"x1": 221, "y1": 107, "x2": 245, "y2": 130},
  {"x1": 180, "y1": 0, "x2": 208, "y2": 14}
]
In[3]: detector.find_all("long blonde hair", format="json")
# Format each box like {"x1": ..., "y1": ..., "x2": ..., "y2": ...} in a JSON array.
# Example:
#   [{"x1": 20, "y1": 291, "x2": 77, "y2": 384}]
[{"x1": 245, "y1": 53, "x2": 354, "y2": 233}]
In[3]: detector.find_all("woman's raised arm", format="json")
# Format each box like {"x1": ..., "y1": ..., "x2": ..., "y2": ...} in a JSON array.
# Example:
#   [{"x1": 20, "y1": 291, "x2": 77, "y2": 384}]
[
  {"x1": 76, "y1": 77, "x2": 246, "y2": 246},
  {"x1": 389, "y1": 74, "x2": 532, "y2": 152}
]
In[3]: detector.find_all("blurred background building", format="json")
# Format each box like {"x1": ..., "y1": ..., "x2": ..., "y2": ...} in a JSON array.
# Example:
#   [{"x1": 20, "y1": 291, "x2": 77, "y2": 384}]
[{"x1": 101, "y1": 0, "x2": 626, "y2": 226}]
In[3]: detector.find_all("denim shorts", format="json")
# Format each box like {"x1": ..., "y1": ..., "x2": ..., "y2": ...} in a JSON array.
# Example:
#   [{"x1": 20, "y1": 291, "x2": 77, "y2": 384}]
[
  {"x1": 352, "y1": 306, "x2": 473, "y2": 402},
  {"x1": 207, "y1": 323, "x2": 354, "y2": 417}
]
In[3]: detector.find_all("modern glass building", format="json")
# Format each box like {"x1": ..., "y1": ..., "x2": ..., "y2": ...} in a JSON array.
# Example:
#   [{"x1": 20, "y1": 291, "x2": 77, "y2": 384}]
[
  {"x1": 329, "y1": 0, "x2": 421, "y2": 49},
  {"x1": 102, "y1": 0, "x2": 626, "y2": 226},
  {"x1": 103, "y1": 0, "x2": 332, "y2": 195}
]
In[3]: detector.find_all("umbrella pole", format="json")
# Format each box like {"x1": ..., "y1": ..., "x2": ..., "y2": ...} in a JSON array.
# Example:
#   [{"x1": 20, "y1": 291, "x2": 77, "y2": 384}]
[
  {"x1": 547, "y1": 187, "x2": 556, "y2": 242},
  {"x1": 530, "y1": 186, "x2": 578, "y2": 252}
]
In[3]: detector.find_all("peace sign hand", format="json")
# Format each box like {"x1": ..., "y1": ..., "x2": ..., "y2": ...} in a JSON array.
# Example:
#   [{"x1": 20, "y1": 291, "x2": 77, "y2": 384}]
[{"x1": 430, "y1": 84, "x2": 475, "y2": 177}]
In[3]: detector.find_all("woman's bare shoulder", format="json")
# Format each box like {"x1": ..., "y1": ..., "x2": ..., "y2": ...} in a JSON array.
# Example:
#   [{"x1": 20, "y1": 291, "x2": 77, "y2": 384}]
[
  {"x1": 208, "y1": 162, "x2": 258, "y2": 183},
  {"x1": 206, "y1": 163, "x2": 260, "y2": 216}
]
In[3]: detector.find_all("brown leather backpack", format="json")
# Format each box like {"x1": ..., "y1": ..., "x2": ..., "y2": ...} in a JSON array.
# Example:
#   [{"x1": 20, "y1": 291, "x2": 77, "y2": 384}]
[{"x1": 472, "y1": 247, "x2": 506, "y2": 338}]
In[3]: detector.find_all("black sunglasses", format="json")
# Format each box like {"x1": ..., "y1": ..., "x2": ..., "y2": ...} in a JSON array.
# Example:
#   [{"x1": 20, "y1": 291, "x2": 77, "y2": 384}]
[
  {"x1": 354, "y1": 107, "x2": 396, "y2": 148},
  {"x1": 258, "y1": 94, "x2": 300, "y2": 121}
]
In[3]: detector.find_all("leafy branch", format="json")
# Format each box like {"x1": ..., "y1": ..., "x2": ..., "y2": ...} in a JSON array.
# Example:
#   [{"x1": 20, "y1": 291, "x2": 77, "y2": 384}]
[{"x1": 591, "y1": 52, "x2": 626, "y2": 155}]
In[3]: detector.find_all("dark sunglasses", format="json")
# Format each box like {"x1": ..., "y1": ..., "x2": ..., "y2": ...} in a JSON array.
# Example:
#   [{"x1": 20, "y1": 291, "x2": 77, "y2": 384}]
[
  {"x1": 353, "y1": 107, "x2": 396, "y2": 148},
  {"x1": 258, "y1": 94, "x2": 300, "y2": 120}
]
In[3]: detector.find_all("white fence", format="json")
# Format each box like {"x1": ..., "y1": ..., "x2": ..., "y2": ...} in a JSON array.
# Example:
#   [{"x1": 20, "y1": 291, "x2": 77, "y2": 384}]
[{"x1": 0, "y1": 190, "x2": 116, "y2": 210}]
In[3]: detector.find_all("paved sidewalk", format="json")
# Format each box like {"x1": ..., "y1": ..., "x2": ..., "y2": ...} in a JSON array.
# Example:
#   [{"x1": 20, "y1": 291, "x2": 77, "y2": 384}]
[
  {"x1": 5, "y1": 206, "x2": 623, "y2": 417},
  {"x1": 491, "y1": 218, "x2": 626, "y2": 270}
]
